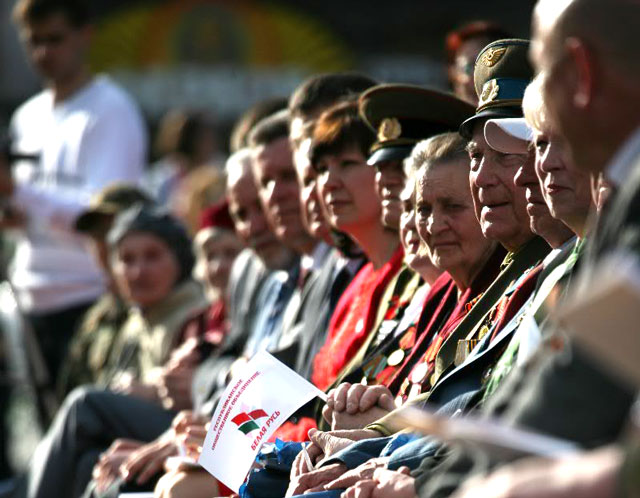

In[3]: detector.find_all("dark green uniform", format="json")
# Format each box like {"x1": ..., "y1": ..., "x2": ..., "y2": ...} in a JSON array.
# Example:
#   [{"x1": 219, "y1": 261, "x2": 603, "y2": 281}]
[{"x1": 57, "y1": 293, "x2": 128, "y2": 397}]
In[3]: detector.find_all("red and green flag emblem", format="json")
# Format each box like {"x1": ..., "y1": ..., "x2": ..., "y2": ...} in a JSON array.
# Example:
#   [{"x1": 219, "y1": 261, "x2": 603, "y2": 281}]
[{"x1": 231, "y1": 409, "x2": 269, "y2": 435}]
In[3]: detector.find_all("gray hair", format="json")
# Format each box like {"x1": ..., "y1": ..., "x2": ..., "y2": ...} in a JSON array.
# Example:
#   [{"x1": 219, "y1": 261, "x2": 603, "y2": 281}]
[
  {"x1": 225, "y1": 148, "x2": 253, "y2": 190},
  {"x1": 523, "y1": 74, "x2": 550, "y2": 134},
  {"x1": 405, "y1": 132, "x2": 468, "y2": 177}
]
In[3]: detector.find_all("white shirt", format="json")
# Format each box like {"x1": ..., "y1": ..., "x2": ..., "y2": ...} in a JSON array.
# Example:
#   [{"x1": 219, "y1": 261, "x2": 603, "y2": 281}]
[
  {"x1": 605, "y1": 126, "x2": 640, "y2": 188},
  {"x1": 9, "y1": 75, "x2": 147, "y2": 312}
]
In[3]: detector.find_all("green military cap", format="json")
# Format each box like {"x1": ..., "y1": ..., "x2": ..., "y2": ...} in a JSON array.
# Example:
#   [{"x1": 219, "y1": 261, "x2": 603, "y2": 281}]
[
  {"x1": 459, "y1": 38, "x2": 534, "y2": 139},
  {"x1": 359, "y1": 84, "x2": 475, "y2": 165},
  {"x1": 75, "y1": 182, "x2": 153, "y2": 233}
]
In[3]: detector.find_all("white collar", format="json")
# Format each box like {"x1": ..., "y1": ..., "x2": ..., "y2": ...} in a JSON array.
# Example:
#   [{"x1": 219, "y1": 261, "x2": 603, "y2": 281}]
[{"x1": 605, "y1": 126, "x2": 640, "y2": 187}]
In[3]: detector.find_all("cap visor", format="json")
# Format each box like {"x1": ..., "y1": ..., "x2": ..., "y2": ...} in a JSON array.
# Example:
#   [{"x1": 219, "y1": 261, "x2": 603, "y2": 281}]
[
  {"x1": 484, "y1": 118, "x2": 532, "y2": 154},
  {"x1": 459, "y1": 107, "x2": 523, "y2": 140},
  {"x1": 367, "y1": 145, "x2": 414, "y2": 166},
  {"x1": 74, "y1": 210, "x2": 114, "y2": 233}
]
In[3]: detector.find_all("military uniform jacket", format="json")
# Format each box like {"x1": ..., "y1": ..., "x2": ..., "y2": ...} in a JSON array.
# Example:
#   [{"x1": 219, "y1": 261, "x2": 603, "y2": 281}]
[{"x1": 368, "y1": 236, "x2": 550, "y2": 436}]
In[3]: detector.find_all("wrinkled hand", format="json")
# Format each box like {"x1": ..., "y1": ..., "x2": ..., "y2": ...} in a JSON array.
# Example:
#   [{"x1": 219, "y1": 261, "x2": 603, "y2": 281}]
[
  {"x1": 326, "y1": 383, "x2": 395, "y2": 416},
  {"x1": 119, "y1": 434, "x2": 179, "y2": 485},
  {"x1": 323, "y1": 457, "x2": 389, "y2": 490},
  {"x1": 342, "y1": 467, "x2": 416, "y2": 498},
  {"x1": 290, "y1": 428, "x2": 382, "y2": 481},
  {"x1": 309, "y1": 428, "x2": 359, "y2": 460},
  {"x1": 324, "y1": 384, "x2": 395, "y2": 430},
  {"x1": 290, "y1": 441, "x2": 324, "y2": 481},
  {"x1": 286, "y1": 463, "x2": 347, "y2": 497},
  {"x1": 331, "y1": 406, "x2": 393, "y2": 431},
  {"x1": 92, "y1": 439, "x2": 144, "y2": 492}
]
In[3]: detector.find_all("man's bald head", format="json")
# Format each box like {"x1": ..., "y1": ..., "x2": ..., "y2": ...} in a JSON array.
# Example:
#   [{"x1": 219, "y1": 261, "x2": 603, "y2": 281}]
[
  {"x1": 532, "y1": 0, "x2": 640, "y2": 174},
  {"x1": 534, "y1": 0, "x2": 640, "y2": 80}
]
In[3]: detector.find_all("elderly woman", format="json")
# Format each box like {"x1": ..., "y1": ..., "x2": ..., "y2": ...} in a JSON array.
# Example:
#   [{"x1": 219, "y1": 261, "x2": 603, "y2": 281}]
[
  {"x1": 319, "y1": 132, "x2": 504, "y2": 433},
  {"x1": 106, "y1": 205, "x2": 210, "y2": 411}
]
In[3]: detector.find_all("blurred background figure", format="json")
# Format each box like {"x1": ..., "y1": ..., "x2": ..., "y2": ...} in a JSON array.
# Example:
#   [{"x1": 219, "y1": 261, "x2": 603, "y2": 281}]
[
  {"x1": 192, "y1": 199, "x2": 243, "y2": 347},
  {"x1": 170, "y1": 164, "x2": 226, "y2": 235},
  {"x1": 445, "y1": 21, "x2": 512, "y2": 104},
  {"x1": 58, "y1": 183, "x2": 154, "y2": 398},
  {"x1": 229, "y1": 97, "x2": 289, "y2": 154},
  {"x1": 105, "y1": 205, "x2": 210, "y2": 407},
  {"x1": 144, "y1": 109, "x2": 224, "y2": 206}
]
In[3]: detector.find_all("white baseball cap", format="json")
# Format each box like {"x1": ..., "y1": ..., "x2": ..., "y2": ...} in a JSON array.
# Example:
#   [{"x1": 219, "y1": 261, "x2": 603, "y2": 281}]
[{"x1": 484, "y1": 117, "x2": 533, "y2": 155}]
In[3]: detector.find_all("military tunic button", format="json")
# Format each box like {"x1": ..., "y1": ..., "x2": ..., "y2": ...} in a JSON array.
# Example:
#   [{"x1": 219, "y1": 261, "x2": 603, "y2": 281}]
[
  {"x1": 355, "y1": 319, "x2": 365, "y2": 334},
  {"x1": 387, "y1": 349, "x2": 405, "y2": 367}
]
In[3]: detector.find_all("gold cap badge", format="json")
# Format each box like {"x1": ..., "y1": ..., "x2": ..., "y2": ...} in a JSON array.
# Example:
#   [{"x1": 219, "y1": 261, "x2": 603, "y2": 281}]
[
  {"x1": 480, "y1": 46, "x2": 507, "y2": 67},
  {"x1": 378, "y1": 118, "x2": 402, "y2": 142},
  {"x1": 478, "y1": 79, "x2": 500, "y2": 107}
]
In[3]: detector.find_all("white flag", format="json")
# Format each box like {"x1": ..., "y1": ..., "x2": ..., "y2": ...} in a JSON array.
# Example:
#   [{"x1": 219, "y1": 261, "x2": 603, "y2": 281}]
[{"x1": 198, "y1": 351, "x2": 327, "y2": 492}]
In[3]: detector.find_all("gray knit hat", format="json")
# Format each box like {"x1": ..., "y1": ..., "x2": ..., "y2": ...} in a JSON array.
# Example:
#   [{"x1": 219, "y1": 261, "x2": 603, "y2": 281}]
[{"x1": 107, "y1": 205, "x2": 195, "y2": 284}]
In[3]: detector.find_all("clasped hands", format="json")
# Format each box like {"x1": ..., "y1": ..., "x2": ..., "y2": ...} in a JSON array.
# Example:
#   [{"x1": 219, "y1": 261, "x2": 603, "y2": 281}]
[
  {"x1": 323, "y1": 382, "x2": 396, "y2": 431},
  {"x1": 285, "y1": 382, "x2": 416, "y2": 497}
]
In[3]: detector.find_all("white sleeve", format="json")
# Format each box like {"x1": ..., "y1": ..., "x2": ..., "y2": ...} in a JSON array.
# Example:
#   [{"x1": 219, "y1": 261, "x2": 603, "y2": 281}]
[{"x1": 13, "y1": 101, "x2": 148, "y2": 232}]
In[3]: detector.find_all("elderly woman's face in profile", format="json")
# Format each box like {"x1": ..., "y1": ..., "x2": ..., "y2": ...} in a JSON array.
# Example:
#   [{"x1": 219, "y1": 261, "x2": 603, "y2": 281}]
[{"x1": 112, "y1": 232, "x2": 180, "y2": 309}]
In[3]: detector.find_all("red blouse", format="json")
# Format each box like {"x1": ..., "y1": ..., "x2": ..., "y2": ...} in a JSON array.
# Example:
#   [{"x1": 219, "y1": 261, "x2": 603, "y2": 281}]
[{"x1": 311, "y1": 245, "x2": 404, "y2": 391}]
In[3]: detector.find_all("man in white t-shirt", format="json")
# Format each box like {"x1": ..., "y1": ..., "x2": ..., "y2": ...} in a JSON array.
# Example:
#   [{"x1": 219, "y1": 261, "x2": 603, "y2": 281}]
[{"x1": 0, "y1": 0, "x2": 147, "y2": 396}]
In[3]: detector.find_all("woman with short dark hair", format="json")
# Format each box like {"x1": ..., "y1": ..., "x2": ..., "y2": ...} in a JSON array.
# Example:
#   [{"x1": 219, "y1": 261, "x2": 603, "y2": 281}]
[{"x1": 309, "y1": 100, "x2": 404, "y2": 392}]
